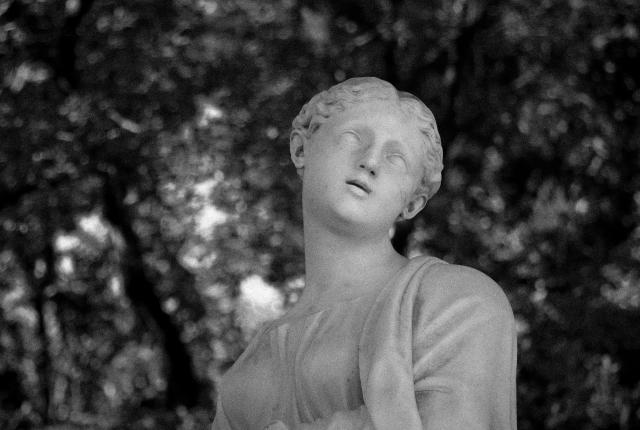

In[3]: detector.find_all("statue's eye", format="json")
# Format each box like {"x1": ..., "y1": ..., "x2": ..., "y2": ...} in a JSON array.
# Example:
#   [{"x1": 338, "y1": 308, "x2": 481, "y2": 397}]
[
  {"x1": 387, "y1": 152, "x2": 407, "y2": 167},
  {"x1": 339, "y1": 131, "x2": 361, "y2": 145}
]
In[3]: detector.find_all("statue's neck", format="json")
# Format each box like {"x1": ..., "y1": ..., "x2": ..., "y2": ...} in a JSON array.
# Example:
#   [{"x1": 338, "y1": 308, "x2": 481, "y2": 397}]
[{"x1": 296, "y1": 216, "x2": 407, "y2": 309}]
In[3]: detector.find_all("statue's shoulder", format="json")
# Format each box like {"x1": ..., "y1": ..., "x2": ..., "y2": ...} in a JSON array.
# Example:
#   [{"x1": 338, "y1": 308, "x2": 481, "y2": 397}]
[{"x1": 411, "y1": 256, "x2": 513, "y2": 318}]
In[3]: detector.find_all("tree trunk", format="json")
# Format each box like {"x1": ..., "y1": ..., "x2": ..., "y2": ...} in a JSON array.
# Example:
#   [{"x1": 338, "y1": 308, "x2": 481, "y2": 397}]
[
  {"x1": 18, "y1": 238, "x2": 56, "y2": 425},
  {"x1": 32, "y1": 288, "x2": 52, "y2": 424},
  {"x1": 102, "y1": 173, "x2": 200, "y2": 407}
]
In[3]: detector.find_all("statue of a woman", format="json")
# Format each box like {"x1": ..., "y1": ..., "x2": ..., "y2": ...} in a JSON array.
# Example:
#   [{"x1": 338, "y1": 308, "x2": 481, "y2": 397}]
[{"x1": 212, "y1": 77, "x2": 517, "y2": 429}]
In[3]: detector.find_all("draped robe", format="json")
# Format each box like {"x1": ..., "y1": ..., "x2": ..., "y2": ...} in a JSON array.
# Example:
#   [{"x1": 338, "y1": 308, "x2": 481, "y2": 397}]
[{"x1": 212, "y1": 256, "x2": 517, "y2": 429}]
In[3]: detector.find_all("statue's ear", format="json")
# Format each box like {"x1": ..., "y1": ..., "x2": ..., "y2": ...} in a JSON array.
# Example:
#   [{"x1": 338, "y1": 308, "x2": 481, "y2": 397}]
[
  {"x1": 290, "y1": 131, "x2": 306, "y2": 176},
  {"x1": 400, "y1": 192, "x2": 428, "y2": 220}
]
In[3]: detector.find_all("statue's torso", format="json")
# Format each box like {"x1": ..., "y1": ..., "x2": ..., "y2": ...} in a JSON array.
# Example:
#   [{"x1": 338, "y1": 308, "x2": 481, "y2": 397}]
[
  {"x1": 218, "y1": 293, "x2": 377, "y2": 429},
  {"x1": 214, "y1": 256, "x2": 519, "y2": 430}
]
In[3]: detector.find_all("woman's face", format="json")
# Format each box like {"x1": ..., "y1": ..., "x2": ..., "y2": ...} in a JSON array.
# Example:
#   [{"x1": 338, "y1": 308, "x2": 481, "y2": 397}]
[{"x1": 299, "y1": 99, "x2": 428, "y2": 237}]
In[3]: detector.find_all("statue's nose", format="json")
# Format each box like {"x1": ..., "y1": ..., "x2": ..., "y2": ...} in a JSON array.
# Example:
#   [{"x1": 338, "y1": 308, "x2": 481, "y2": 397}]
[
  {"x1": 357, "y1": 147, "x2": 379, "y2": 176},
  {"x1": 358, "y1": 160, "x2": 377, "y2": 176}
]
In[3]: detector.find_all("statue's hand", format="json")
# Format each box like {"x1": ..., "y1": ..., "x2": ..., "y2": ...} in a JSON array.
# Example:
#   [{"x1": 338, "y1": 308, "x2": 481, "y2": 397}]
[
  {"x1": 299, "y1": 406, "x2": 373, "y2": 430},
  {"x1": 263, "y1": 406, "x2": 372, "y2": 430},
  {"x1": 264, "y1": 421, "x2": 289, "y2": 430}
]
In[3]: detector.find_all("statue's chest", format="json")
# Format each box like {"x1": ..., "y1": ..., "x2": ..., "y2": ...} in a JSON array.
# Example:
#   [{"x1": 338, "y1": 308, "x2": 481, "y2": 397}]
[
  {"x1": 221, "y1": 302, "x2": 370, "y2": 427},
  {"x1": 276, "y1": 311, "x2": 363, "y2": 404}
]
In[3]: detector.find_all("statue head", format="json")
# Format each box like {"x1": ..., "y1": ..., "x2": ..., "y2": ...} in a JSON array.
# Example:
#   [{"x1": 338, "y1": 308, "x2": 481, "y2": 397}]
[{"x1": 290, "y1": 77, "x2": 443, "y2": 201}]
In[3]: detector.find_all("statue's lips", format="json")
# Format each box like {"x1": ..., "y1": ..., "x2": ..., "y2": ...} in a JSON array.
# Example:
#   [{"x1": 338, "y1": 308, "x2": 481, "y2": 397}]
[{"x1": 346, "y1": 179, "x2": 371, "y2": 194}]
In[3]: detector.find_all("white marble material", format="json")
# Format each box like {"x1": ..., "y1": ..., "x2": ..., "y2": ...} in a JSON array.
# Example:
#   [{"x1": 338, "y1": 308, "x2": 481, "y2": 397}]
[{"x1": 212, "y1": 77, "x2": 517, "y2": 429}]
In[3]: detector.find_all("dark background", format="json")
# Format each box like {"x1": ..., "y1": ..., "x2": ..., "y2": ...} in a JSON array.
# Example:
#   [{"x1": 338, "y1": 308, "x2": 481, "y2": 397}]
[{"x1": 1, "y1": 0, "x2": 639, "y2": 429}]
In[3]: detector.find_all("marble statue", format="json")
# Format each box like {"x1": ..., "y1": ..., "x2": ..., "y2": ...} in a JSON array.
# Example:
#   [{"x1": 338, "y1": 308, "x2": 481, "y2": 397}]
[{"x1": 212, "y1": 77, "x2": 517, "y2": 429}]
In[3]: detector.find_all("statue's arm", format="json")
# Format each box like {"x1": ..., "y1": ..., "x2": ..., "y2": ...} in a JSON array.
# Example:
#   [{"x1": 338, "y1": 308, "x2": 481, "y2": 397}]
[{"x1": 412, "y1": 264, "x2": 517, "y2": 429}]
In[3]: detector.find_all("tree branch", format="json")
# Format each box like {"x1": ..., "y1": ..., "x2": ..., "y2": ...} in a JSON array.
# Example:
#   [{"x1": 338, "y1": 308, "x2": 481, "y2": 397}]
[{"x1": 56, "y1": 0, "x2": 96, "y2": 89}]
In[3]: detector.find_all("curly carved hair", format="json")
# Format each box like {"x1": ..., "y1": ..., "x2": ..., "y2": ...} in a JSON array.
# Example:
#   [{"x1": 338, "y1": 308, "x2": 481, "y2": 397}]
[{"x1": 291, "y1": 77, "x2": 443, "y2": 199}]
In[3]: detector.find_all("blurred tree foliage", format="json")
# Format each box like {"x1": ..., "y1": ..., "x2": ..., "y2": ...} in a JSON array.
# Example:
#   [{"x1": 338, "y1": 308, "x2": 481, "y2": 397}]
[{"x1": 1, "y1": 0, "x2": 639, "y2": 429}]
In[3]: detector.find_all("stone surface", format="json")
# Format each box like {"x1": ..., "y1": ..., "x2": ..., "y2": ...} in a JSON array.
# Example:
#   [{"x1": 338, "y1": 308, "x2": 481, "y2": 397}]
[{"x1": 212, "y1": 77, "x2": 517, "y2": 430}]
